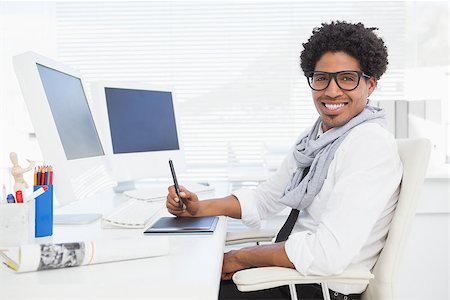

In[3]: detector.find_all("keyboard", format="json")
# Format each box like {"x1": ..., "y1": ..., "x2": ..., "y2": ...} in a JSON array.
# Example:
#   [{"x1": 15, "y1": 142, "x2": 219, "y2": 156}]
[
  {"x1": 102, "y1": 199, "x2": 164, "y2": 229},
  {"x1": 124, "y1": 182, "x2": 214, "y2": 201}
]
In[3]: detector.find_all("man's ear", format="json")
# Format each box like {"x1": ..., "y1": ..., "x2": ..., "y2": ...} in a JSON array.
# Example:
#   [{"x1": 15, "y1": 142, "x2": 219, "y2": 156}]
[{"x1": 367, "y1": 77, "x2": 377, "y2": 97}]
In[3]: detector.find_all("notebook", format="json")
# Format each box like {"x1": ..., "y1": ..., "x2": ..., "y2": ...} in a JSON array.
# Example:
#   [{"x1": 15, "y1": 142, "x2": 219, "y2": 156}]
[{"x1": 143, "y1": 216, "x2": 219, "y2": 235}]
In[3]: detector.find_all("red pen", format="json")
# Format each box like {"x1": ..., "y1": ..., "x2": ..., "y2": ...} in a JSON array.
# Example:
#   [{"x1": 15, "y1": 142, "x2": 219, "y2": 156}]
[
  {"x1": 15, "y1": 190, "x2": 24, "y2": 203},
  {"x1": 40, "y1": 167, "x2": 45, "y2": 185},
  {"x1": 49, "y1": 166, "x2": 53, "y2": 185}
]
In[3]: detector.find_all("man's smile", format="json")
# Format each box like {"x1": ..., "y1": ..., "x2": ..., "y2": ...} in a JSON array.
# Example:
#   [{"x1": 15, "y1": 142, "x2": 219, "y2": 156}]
[{"x1": 319, "y1": 99, "x2": 350, "y2": 115}]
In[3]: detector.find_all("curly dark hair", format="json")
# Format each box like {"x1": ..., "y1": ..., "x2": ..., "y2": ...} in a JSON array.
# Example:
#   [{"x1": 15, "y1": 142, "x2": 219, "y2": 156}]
[{"x1": 300, "y1": 21, "x2": 388, "y2": 80}]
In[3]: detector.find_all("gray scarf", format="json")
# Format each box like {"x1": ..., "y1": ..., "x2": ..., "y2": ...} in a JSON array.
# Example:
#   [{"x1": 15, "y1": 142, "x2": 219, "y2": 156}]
[{"x1": 279, "y1": 105, "x2": 386, "y2": 210}]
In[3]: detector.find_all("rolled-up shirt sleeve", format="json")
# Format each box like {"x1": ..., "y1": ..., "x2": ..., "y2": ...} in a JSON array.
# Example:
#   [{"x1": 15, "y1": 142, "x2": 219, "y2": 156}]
[
  {"x1": 233, "y1": 148, "x2": 298, "y2": 229},
  {"x1": 232, "y1": 188, "x2": 262, "y2": 229},
  {"x1": 284, "y1": 125, "x2": 403, "y2": 276}
]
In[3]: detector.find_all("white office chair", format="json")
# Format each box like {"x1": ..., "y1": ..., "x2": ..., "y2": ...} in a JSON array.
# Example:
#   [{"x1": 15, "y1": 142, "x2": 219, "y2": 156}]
[
  {"x1": 226, "y1": 228, "x2": 277, "y2": 245},
  {"x1": 230, "y1": 138, "x2": 431, "y2": 300}
]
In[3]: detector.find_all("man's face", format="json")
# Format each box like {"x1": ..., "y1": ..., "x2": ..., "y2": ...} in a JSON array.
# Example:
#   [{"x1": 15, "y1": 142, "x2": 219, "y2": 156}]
[{"x1": 311, "y1": 51, "x2": 377, "y2": 132}]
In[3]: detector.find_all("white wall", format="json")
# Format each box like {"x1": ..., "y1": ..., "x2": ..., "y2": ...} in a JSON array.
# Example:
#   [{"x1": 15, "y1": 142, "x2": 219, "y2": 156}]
[
  {"x1": 398, "y1": 176, "x2": 450, "y2": 300},
  {"x1": 0, "y1": 2, "x2": 55, "y2": 184}
]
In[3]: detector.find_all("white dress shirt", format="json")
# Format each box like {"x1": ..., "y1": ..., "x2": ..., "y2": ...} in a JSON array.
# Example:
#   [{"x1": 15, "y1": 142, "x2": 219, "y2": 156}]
[{"x1": 232, "y1": 122, "x2": 403, "y2": 294}]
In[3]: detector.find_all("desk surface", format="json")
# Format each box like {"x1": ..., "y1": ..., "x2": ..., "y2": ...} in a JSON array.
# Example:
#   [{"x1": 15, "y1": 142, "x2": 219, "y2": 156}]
[{"x1": 0, "y1": 188, "x2": 228, "y2": 300}]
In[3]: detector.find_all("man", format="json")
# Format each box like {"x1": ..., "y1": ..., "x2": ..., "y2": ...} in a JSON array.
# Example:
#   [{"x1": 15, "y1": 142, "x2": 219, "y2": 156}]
[{"x1": 166, "y1": 21, "x2": 402, "y2": 300}]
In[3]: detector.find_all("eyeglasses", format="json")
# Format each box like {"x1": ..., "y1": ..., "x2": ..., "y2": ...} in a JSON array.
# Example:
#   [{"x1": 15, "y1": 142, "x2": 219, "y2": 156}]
[{"x1": 306, "y1": 70, "x2": 371, "y2": 91}]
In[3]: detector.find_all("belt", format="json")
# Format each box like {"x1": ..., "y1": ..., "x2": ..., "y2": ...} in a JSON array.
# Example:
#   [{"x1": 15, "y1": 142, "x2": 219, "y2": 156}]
[{"x1": 329, "y1": 289, "x2": 362, "y2": 300}]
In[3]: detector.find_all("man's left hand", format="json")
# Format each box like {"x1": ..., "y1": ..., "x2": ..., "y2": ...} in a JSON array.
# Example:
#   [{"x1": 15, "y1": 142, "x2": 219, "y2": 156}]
[{"x1": 221, "y1": 249, "x2": 250, "y2": 280}]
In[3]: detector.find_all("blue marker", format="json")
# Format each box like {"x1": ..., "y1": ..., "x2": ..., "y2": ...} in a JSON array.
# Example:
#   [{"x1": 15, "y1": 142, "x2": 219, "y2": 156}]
[{"x1": 6, "y1": 194, "x2": 15, "y2": 203}]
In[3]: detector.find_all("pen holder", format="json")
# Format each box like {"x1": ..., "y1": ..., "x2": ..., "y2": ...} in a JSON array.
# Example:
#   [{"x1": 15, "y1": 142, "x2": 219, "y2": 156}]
[
  {"x1": 0, "y1": 201, "x2": 35, "y2": 247},
  {"x1": 34, "y1": 185, "x2": 53, "y2": 238}
]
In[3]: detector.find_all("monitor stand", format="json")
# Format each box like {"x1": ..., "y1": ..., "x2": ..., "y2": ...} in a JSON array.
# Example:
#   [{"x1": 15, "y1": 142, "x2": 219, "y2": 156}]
[{"x1": 112, "y1": 181, "x2": 136, "y2": 193}]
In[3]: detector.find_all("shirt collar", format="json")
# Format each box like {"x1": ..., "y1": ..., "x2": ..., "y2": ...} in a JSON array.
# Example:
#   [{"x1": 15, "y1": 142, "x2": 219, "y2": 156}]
[{"x1": 317, "y1": 124, "x2": 324, "y2": 139}]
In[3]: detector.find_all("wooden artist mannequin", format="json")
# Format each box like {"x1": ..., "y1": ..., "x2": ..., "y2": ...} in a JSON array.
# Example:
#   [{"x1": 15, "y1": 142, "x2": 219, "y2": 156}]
[{"x1": 10, "y1": 152, "x2": 35, "y2": 192}]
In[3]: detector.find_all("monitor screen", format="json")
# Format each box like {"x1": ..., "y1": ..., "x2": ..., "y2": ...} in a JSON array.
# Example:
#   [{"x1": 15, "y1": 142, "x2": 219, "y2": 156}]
[
  {"x1": 36, "y1": 64, "x2": 104, "y2": 160},
  {"x1": 91, "y1": 82, "x2": 185, "y2": 192},
  {"x1": 105, "y1": 88, "x2": 179, "y2": 154}
]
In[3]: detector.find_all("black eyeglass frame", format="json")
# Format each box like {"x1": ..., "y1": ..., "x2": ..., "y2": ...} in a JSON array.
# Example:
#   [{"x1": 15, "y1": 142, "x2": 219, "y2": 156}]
[{"x1": 305, "y1": 70, "x2": 371, "y2": 91}]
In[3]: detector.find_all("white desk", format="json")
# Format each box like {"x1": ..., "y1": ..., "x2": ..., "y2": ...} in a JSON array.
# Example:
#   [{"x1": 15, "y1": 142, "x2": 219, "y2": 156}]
[{"x1": 0, "y1": 189, "x2": 228, "y2": 300}]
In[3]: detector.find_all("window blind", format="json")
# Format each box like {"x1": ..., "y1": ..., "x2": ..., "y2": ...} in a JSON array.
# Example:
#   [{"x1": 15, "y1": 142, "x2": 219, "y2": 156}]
[{"x1": 55, "y1": 1, "x2": 407, "y2": 179}]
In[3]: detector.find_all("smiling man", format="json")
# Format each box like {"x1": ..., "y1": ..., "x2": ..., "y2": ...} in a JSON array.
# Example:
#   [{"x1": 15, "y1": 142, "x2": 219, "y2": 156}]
[{"x1": 166, "y1": 21, "x2": 403, "y2": 300}]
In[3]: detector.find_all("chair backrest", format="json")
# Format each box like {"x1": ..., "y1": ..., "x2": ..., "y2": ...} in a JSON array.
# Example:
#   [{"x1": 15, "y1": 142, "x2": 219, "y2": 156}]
[{"x1": 362, "y1": 138, "x2": 431, "y2": 300}]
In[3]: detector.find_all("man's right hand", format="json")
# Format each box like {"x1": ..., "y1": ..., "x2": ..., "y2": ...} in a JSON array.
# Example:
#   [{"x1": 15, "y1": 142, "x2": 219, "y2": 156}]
[{"x1": 166, "y1": 185, "x2": 200, "y2": 217}]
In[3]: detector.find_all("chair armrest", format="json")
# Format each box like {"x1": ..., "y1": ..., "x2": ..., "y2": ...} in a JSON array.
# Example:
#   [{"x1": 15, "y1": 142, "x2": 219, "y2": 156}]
[
  {"x1": 225, "y1": 229, "x2": 276, "y2": 245},
  {"x1": 232, "y1": 265, "x2": 374, "y2": 292}
]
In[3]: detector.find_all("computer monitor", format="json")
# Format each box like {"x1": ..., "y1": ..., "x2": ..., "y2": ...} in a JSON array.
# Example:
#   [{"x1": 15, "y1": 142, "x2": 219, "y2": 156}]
[
  {"x1": 12, "y1": 52, "x2": 115, "y2": 208},
  {"x1": 91, "y1": 81, "x2": 185, "y2": 192}
]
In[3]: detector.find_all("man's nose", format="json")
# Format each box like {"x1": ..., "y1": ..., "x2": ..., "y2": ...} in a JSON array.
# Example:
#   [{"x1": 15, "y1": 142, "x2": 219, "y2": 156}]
[{"x1": 324, "y1": 77, "x2": 344, "y2": 97}]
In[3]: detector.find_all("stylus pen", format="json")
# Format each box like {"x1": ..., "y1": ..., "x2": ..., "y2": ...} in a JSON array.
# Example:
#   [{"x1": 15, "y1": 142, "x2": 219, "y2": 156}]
[{"x1": 169, "y1": 159, "x2": 183, "y2": 208}]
